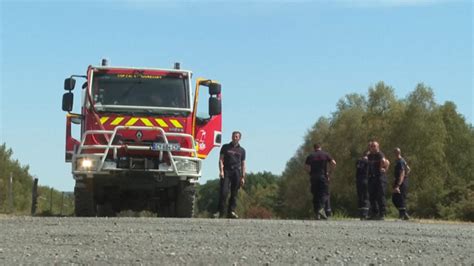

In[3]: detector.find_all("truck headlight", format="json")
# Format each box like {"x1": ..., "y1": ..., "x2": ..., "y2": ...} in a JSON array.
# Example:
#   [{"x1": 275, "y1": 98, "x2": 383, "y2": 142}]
[
  {"x1": 81, "y1": 159, "x2": 93, "y2": 168},
  {"x1": 175, "y1": 159, "x2": 199, "y2": 173},
  {"x1": 76, "y1": 157, "x2": 99, "y2": 171}
]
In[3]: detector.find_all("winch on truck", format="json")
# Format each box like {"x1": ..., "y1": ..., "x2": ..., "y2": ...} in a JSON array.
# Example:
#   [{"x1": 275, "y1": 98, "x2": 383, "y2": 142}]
[{"x1": 61, "y1": 60, "x2": 222, "y2": 217}]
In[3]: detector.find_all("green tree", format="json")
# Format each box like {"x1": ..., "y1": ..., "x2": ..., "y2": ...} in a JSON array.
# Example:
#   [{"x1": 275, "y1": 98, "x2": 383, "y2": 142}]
[
  {"x1": 195, "y1": 179, "x2": 220, "y2": 217},
  {"x1": 0, "y1": 143, "x2": 73, "y2": 215},
  {"x1": 277, "y1": 82, "x2": 474, "y2": 221},
  {"x1": 278, "y1": 117, "x2": 331, "y2": 219},
  {"x1": 196, "y1": 172, "x2": 280, "y2": 218},
  {"x1": 390, "y1": 84, "x2": 447, "y2": 217},
  {"x1": 436, "y1": 101, "x2": 474, "y2": 220},
  {"x1": 239, "y1": 172, "x2": 279, "y2": 218}
]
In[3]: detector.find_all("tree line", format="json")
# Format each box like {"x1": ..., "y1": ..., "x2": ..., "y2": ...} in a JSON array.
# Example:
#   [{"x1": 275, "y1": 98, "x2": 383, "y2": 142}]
[
  {"x1": 0, "y1": 143, "x2": 74, "y2": 216},
  {"x1": 1, "y1": 82, "x2": 472, "y2": 220},
  {"x1": 197, "y1": 82, "x2": 474, "y2": 221}
]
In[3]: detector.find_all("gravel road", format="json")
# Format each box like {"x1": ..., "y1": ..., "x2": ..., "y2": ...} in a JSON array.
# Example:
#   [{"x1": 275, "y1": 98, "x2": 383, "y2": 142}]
[{"x1": 0, "y1": 217, "x2": 472, "y2": 265}]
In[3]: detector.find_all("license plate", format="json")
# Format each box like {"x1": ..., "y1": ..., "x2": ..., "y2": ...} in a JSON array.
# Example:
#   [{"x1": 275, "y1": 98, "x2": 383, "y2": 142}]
[{"x1": 151, "y1": 142, "x2": 180, "y2": 151}]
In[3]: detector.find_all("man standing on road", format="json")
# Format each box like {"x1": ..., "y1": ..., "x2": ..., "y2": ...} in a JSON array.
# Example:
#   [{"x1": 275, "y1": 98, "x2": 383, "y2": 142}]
[
  {"x1": 356, "y1": 151, "x2": 370, "y2": 220},
  {"x1": 392, "y1": 147, "x2": 411, "y2": 220},
  {"x1": 217, "y1": 131, "x2": 246, "y2": 219},
  {"x1": 305, "y1": 143, "x2": 336, "y2": 220},
  {"x1": 367, "y1": 141, "x2": 389, "y2": 220}
]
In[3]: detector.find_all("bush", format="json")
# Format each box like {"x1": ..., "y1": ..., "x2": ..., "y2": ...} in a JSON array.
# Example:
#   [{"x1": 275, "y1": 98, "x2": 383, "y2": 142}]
[{"x1": 245, "y1": 206, "x2": 273, "y2": 219}]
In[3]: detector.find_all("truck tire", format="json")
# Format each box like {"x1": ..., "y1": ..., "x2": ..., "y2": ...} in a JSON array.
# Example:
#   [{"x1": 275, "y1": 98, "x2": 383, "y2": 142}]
[
  {"x1": 97, "y1": 202, "x2": 116, "y2": 217},
  {"x1": 175, "y1": 182, "x2": 196, "y2": 218},
  {"x1": 74, "y1": 187, "x2": 96, "y2": 217}
]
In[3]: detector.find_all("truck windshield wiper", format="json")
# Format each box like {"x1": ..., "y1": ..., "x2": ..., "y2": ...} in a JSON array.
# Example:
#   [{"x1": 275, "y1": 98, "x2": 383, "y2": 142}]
[{"x1": 159, "y1": 111, "x2": 187, "y2": 117}]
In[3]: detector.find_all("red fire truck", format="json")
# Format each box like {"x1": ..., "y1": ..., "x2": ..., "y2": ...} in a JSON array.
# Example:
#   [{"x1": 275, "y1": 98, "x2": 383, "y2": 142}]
[{"x1": 62, "y1": 60, "x2": 222, "y2": 217}]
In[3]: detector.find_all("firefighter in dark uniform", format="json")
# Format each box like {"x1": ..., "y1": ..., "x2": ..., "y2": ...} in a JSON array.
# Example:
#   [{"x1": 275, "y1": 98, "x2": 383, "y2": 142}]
[
  {"x1": 367, "y1": 141, "x2": 389, "y2": 220},
  {"x1": 217, "y1": 131, "x2": 246, "y2": 219},
  {"x1": 356, "y1": 152, "x2": 370, "y2": 220},
  {"x1": 305, "y1": 143, "x2": 336, "y2": 220},
  {"x1": 392, "y1": 147, "x2": 411, "y2": 220}
]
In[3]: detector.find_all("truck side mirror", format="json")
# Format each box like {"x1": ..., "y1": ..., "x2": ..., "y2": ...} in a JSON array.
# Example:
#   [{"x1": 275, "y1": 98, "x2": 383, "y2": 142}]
[
  {"x1": 62, "y1": 92, "x2": 74, "y2": 112},
  {"x1": 209, "y1": 83, "x2": 221, "y2": 95},
  {"x1": 209, "y1": 97, "x2": 221, "y2": 116},
  {"x1": 64, "y1": 78, "x2": 76, "y2": 91}
]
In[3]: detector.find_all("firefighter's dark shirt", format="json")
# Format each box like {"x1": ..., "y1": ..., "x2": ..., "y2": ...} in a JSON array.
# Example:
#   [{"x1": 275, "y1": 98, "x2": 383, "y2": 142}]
[
  {"x1": 305, "y1": 150, "x2": 334, "y2": 177},
  {"x1": 367, "y1": 151, "x2": 385, "y2": 176},
  {"x1": 356, "y1": 158, "x2": 369, "y2": 179},
  {"x1": 394, "y1": 158, "x2": 408, "y2": 183},
  {"x1": 220, "y1": 142, "x2": 246, "y2": 171}
]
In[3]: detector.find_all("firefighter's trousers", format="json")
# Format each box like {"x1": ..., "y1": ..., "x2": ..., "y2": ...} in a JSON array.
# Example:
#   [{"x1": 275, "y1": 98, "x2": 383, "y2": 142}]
[
  {"x1": 368, "y1": 174, "x2": 387, "y2": 217},
  {"x1": 310, "y1": 175, "x2": 329, "y2": 214},
  {"x1": 218, "y1": 169, "x2": 241, "y2": 215},
  {"x1": 356, "y1": 176, "x2": 370, "y2": 217},
  {"x1": 392, "y1": 178, "x2": 409, "y2": 216}
]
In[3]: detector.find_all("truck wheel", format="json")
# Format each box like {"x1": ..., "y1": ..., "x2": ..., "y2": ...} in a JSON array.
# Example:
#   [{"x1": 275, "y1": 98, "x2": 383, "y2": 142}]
[
  {"x1": 175, "y1": 182, "x2": 196, "y2": 218},
  {"x1": 97, "y1": 202, "x2": 116, "y2": 217},
  {"x1": 74, "y1": 186, "x2": 96, "y2": 217}
]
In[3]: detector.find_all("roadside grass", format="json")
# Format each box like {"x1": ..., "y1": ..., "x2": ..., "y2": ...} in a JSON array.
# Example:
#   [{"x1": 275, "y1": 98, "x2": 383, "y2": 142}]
[
  {"x1": 117, "y1": 210, "x2": 156, "y2": 217},
  {"x1": 328, "y1": 216, "x2": 473, "y2": 224},
  {"x1": 407, "y1": 218, "x2": 473, "y2": 224}
]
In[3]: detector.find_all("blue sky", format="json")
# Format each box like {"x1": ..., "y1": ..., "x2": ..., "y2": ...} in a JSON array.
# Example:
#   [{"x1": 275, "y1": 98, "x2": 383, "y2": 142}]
[{"x1": 0, "y1": 0, "x2": 472, "y2": 191}]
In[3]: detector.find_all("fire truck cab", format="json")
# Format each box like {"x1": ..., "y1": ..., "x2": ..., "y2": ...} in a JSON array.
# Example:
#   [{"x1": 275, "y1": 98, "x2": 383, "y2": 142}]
[{"x1": 62, "y1": 60, "x2": 222, "y2": 217}]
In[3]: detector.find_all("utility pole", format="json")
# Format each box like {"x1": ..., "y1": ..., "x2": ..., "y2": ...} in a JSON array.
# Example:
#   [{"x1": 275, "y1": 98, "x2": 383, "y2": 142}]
[
  {"x1": 31, "y1": 178, "x2": 39, "y2": 215},
  {"x1": 60, "y1": 192, "x2": 64, "y2": 216},
  {"x1": 8, "y1": 172, "x2": 13, "y2": 213},
  {"x1": 49, "y1": 187, "x2": 54, "y2": 214}
]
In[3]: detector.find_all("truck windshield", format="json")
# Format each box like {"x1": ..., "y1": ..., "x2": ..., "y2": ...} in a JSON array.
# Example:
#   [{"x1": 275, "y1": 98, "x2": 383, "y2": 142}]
[{"x1": 92, "y1": 72, "x2": 189, "y2": 111}]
